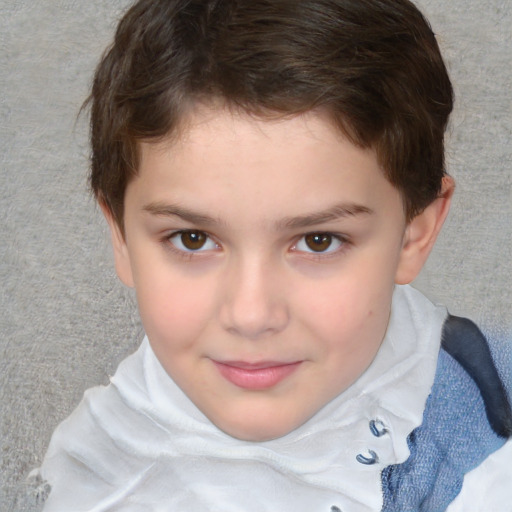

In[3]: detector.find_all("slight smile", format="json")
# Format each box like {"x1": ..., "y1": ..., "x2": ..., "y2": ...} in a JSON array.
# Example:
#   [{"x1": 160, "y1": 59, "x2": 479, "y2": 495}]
[{"x1": 213, "y1": 360, "x2": 303, "y2": 390}]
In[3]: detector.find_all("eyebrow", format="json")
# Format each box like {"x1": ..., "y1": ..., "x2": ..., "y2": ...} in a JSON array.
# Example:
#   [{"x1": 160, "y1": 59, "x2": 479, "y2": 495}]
[
  {"x1": 277, "y1": 203, "x2": 374, "y2": 230},
  {"x1": 142, "y1": 201, "x2": 373, "y2": 229},
  {"x1": 142, "y1": 202, "x2": 223, "y2": 226}
]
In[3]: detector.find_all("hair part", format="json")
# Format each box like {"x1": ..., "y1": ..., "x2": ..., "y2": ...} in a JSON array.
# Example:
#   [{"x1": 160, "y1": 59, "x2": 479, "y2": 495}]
[{"x1": 88, "y1": 0, "x2": 454, "y2": 230}]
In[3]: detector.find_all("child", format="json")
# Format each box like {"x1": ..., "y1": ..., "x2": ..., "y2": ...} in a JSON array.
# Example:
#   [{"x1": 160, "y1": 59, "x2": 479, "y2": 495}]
[{"x1": 36, "y1": 0, "x2": 512, "y2": 510}]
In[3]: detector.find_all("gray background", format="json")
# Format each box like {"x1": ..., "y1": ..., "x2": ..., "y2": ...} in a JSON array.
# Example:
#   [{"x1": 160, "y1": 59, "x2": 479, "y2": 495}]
[{"x1": 1, "y1": 0, "x2": 511, "y2": 509}]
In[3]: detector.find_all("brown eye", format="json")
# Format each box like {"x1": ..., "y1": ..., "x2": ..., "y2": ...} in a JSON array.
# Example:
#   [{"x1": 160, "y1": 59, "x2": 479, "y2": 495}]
[
  {"x1": 180, "y1": 231, "x2": 208, "y2": 250},
  {"x1": 294, "y1": 233, "x2": 344, "y2": 255},
  {"x1": 304, "y1": 233, "x2": 333, "y2": 252},
  {"x1": 168, "y1": 230, "x2": 218, "y2": 254}
]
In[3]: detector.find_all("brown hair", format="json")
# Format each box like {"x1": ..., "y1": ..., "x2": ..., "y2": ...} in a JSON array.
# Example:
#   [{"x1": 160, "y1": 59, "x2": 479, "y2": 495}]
[{"x1": 89, "y1": 0, "x2": 453, "y2": 229}]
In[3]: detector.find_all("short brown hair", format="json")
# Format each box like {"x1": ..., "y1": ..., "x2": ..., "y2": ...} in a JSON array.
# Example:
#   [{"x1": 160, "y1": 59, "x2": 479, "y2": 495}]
[{"x1": 89, "y1": 0, "x2": 453, "y2": 228}]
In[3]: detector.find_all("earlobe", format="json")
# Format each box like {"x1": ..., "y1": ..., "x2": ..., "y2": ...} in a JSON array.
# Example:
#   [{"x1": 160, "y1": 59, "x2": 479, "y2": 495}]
[
  {"x1": 395, "y1": 176, "x2": 455, "y2": 285},
  {"x1": 100, "y1": 202, "x2": 135, "y2": 288}
]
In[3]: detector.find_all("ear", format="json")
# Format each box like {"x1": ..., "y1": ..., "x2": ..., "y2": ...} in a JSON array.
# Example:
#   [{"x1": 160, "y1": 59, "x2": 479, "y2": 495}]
[
  {"x1": 395, "y1": 176, "x2": 455, "y2": 285},
  {"x1": 100, "y1": 202, "x2": 135, "y2": 288}
]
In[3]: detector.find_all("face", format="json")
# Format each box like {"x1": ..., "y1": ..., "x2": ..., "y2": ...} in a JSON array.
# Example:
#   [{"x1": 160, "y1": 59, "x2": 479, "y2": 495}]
[{"x1": 112, "y1": 107, "x2": 412, "y2": 441}]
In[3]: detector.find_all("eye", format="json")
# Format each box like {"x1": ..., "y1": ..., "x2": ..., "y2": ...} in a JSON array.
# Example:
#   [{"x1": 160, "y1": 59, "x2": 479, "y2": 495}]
[
  {"x1": 168, "y1": 230, "x2": 218, "y2": 252},
  {"x1": 294, "y1": 233, "x2": 344, "y2": 253}
]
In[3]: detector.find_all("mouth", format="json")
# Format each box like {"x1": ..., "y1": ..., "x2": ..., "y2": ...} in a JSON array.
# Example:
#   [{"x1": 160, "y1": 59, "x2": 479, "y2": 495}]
[{"x1": 213, "y1": 360, "x2": 302, "y2": 390}]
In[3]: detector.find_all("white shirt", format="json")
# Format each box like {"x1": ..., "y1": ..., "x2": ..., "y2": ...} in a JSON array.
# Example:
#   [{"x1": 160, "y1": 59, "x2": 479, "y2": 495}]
[{"x1": 38, "y1": 285, "x2": 512, "y2": 511}]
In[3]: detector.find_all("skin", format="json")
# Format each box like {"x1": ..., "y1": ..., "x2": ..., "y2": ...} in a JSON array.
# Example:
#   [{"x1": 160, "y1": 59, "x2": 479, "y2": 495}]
[{"x1": 105, "y1": 106, "x2": 453, "y2": 441}]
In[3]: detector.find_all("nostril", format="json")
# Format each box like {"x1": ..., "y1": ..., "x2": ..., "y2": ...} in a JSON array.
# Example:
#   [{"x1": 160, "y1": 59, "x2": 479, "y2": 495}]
[{"x1": 221, "y1": 297, "x2": 289, "y2": 340}]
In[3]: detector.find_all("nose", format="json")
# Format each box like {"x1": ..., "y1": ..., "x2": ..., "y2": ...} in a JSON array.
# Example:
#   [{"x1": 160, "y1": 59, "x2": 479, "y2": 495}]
[{"x1": 219, "y1": 257, "x2": 289, "y2": 340}]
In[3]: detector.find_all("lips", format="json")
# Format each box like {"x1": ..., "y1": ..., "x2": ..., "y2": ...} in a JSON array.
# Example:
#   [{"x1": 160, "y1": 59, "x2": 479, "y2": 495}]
[{"x1": 213, "y1": 360, "x2": 302, "y2": 390}]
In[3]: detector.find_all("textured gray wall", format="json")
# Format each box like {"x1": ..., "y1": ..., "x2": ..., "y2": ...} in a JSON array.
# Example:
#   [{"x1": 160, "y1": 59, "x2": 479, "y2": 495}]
[{"x1": 1, "y1": 0, "x2": 511, "y2": 509}]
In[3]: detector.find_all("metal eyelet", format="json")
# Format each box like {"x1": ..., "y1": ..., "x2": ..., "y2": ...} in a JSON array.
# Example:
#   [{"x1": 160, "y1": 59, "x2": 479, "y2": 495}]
[
  {"x1": 369, "y1": 419, "x2": 388, "y2": 437},
  {"x1": 356, "y1": 449, "x2": 379, "y2": 465}
]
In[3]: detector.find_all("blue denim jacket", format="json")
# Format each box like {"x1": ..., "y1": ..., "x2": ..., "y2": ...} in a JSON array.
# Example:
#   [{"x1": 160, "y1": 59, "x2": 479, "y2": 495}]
[{"x1": 381, "y1": 316, "x2": 512, "y2": 512}]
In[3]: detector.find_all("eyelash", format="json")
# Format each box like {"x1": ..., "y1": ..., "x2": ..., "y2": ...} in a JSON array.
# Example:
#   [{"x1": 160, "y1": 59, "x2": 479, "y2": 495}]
[
  {"x1": 291, "y1": 232, "x2": 350, "y2": 259},
  {"x1": 161, "y1": 230, "x2": 220, "y2": 259},
  {"x1": 161, "y1": 230, "x2": 351, "y2": 260}
]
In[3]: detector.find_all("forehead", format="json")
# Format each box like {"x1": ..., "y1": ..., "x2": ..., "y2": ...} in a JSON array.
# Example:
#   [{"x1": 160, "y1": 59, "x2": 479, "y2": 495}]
[
  {"x1": 146, "y1": 106, "x2": 346, "y2": 159},
  {"x1": 130, "y1": 106, "x2": 401, "y2": 225}
]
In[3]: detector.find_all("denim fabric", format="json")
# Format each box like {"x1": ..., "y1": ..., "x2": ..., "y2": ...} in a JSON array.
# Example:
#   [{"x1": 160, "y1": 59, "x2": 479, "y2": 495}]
[{"x1": 381, "y1": 316, "x2": 510, "y2": 512}]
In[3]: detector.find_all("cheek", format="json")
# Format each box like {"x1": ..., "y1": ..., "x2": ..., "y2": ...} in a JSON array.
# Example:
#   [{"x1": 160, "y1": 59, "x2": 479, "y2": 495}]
[
  {"x1": 296, "y1": 268, "x2": 393, "y2": 354},
  {"x1": 303, "y1": 264, "x2": 391, "y2": 316},
  {"x1": 134, "y1": 268, "x2": 216, "y2": 350}
]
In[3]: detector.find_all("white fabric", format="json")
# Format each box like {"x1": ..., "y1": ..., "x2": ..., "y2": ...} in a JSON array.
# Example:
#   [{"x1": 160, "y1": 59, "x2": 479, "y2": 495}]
[
  {"x1": 40, "y1": 285, "x2": 459, "y2": 511},
  {"x1": 446, "y1": 438, "x2": 512, "y2": 512}
]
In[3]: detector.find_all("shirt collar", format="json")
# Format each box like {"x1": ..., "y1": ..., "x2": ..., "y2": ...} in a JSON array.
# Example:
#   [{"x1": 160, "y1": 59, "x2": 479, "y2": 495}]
[{"x1": 110, "y1": 285, "x2": 447, "y2": 510}]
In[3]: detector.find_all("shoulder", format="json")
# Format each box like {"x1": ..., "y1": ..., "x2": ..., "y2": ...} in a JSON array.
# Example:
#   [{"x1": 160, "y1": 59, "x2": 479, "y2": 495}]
[
  {"x1": 441, "y1": 316, "x2": 512, "y2": 510},
  {"x1": 440, "y1": 315, "x2": 512, "y2": 438},
  {"x1": 446, "y1": 438, "x2": 512, "y2": 511},
  {"x1": 38, "y1": 343, "x2": 161, "y2": 511},
  {"x1": 382, "y1": 314, "x2": 512, "y2": 511}
]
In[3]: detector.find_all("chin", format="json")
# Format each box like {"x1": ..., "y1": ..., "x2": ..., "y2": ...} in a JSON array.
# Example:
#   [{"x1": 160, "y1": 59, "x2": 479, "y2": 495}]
[
  {"x1": 213, "y1": 408, "x2": 307, "y2": 442},
  {"x1": 222, "y1": 424, "x2": 290, "y2": 443}
]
